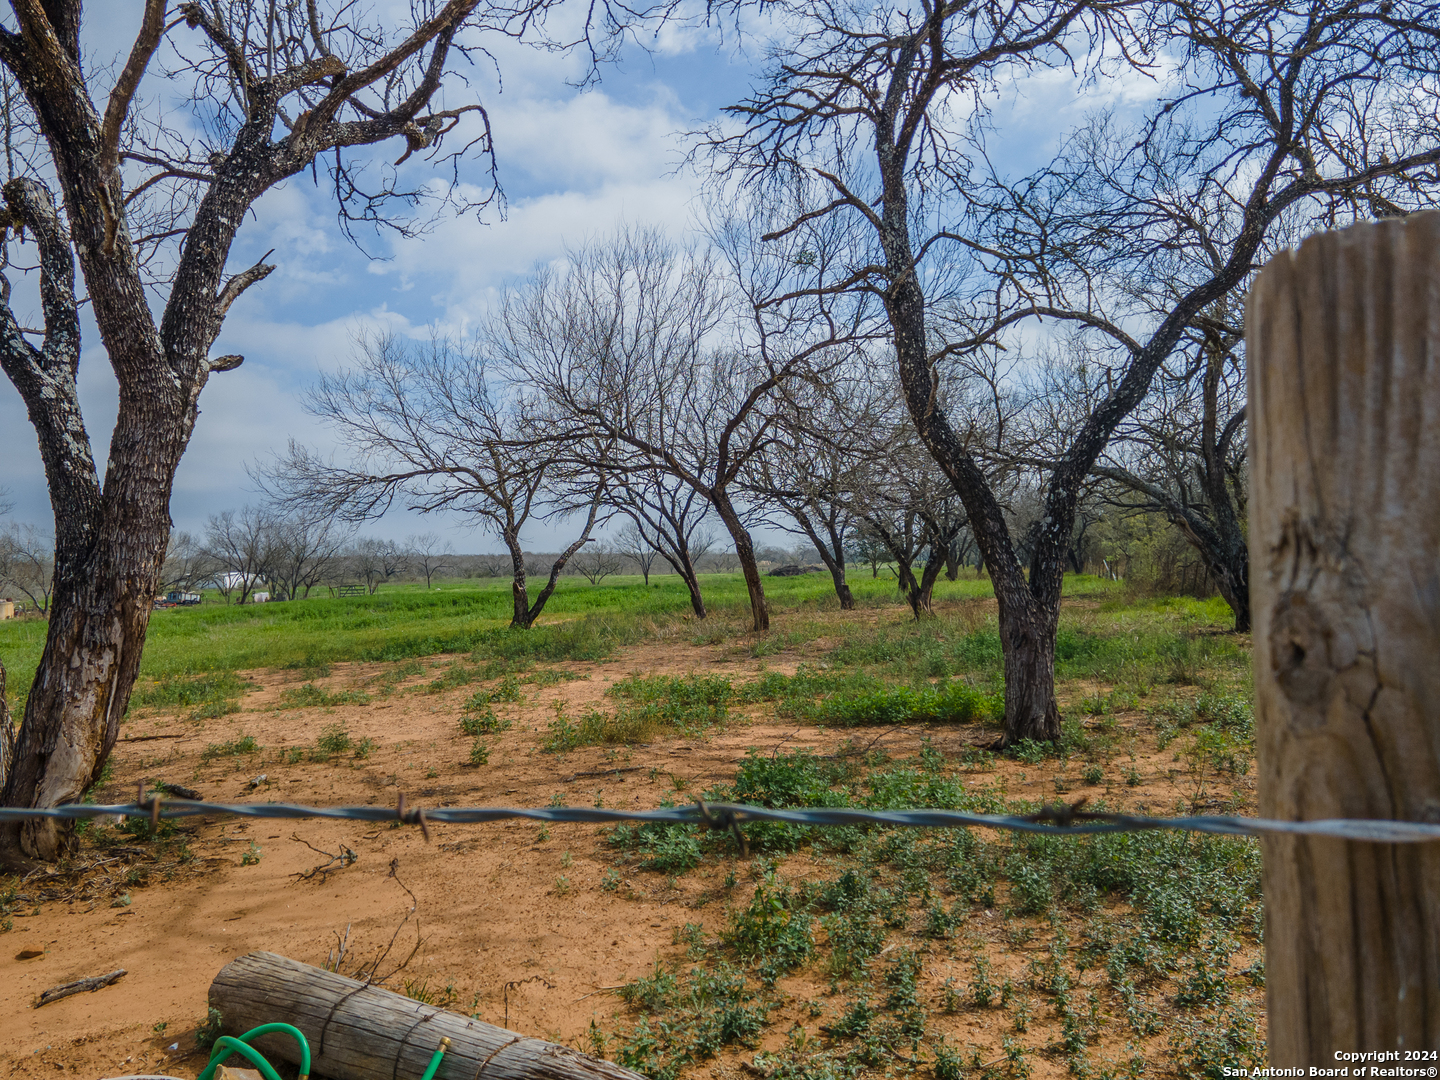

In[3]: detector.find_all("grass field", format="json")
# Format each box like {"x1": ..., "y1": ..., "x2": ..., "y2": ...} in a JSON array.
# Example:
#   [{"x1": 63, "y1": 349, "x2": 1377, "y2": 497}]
[
  {"x1": 0, "y1": 570, "x2": 1261, "y2": 1079},
  {"x1": 0, "y1": 571, "x2": 1238, "y2": 718}
]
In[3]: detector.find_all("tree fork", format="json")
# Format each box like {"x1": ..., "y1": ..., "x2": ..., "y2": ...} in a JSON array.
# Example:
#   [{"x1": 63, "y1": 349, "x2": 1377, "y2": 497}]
[{"x1": 1249, "y1": 210, "x2": 1440, "y2": 1061}]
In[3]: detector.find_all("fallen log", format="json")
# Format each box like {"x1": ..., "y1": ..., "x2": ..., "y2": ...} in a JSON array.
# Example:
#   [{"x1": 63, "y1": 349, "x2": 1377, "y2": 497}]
[
  {"x1": 36, "y1": 968, "x2": 126, "y2": 1007},
  {"x1": 210, "y1": 952, "x2": 647, "y2": 1080}
]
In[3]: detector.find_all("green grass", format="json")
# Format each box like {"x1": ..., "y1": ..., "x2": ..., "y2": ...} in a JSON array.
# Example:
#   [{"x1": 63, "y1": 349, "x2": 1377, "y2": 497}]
[
  {"x1": 603, "y1": 742, "x2": 1265, "y2": 1080},
  {"x1": 1, "y1": 571, "x2": 1241, "y2": 734},
  {"x1": 278, "y1": 683, "x2": 372, "y2": 709}
]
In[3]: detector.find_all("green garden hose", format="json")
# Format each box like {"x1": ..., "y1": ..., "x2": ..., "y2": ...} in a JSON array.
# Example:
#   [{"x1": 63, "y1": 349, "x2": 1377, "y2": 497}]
[
  {"x1": 195, "y1": 1022, "x2": 449, "y2": 1080},
  {"x1": 196, "y1": 1022, "x2": 309, "y2": 1080},
  {"x1": 420, "y1": 1036, "x2": 451, "y2": 1080}
]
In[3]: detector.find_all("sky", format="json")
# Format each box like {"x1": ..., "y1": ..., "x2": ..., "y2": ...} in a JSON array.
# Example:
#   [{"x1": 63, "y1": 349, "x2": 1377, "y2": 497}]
[{"x1": 0, "y1": 3, "x2": 1156, "y2": 556}]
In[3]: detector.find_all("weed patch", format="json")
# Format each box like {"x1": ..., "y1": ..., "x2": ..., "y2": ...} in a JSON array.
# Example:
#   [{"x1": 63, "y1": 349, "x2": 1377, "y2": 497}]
[
  {"x1": 278, "y1": 683, "x2": 372, "y2": 709},
  {"x1": 199, "y1": 735, "x2": 260, "y2": 762}
]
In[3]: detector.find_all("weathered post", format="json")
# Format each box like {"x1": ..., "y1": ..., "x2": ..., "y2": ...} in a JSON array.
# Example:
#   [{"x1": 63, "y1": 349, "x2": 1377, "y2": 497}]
[{"x1": 1249, "y1": 210, "x2": 1440, "y2": 1062}]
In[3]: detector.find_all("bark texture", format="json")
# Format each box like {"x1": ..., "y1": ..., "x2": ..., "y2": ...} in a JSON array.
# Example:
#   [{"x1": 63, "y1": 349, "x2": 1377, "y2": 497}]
[
  {"x1": 211, "y1": 951, "x2": 647, "y2": 1080},
  {"x1": 1249, "y1": 209, "x2": 1440, "y2": 1062}
]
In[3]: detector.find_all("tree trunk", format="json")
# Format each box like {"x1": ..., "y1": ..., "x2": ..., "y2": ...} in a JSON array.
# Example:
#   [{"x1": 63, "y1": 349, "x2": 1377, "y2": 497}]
[
  {"x1": 791, "y1": 506, "x2": 854, "y2": 610},
  {"x1": 0, "y1": 490, "x2": 171, "y2": 866},
  {"x1": 680, "y1": 563, "x2": 707, "y2": 619},
  {"x1": 995, "y1": 587, "x2": 1061, "y2": 744},
  {"x1": 210, "y1": 951, "x2": 647, "y2": 1080},
  {"x1": 915, "y1": 545, "x2": 945, "y2": 614},
  {"x1": 1173, "y1": 514, "x2": 1250, "y2": 633},
  {"x1": 656, "y1": 549, "x2": 706, "y2": 618},
  {"x1": 505, "y1": 530, "x2": 534, "y2": 629},
  {"x1": 712, "y1": 491, "x2": 768, "y2": 631},
  {"x1": 1249, "y1": 210, "x2": 1440, "y2": 1063},
  {"x1": 0, "y1": 660, "x2": 13, "y2": 793},
  {"x1": 525, "y1": 530, "x2": 597, "y2": 624}
]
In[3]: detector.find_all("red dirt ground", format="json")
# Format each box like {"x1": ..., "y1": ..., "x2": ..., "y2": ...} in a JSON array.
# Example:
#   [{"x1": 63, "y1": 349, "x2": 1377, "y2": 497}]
[{"x1": 0, "y1": 628, "x2": 1252, "y2": 1080}]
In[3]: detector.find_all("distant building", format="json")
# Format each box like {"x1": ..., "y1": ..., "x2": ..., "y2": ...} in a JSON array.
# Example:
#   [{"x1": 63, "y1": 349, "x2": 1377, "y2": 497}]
[{"x1": 0, "y1": 600, "x2": 13, "y2": 620}]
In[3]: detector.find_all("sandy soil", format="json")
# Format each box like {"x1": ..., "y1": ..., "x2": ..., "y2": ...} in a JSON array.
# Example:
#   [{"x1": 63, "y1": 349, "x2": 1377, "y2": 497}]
[{"x1": 0, "y1": 619, "x2": 1249, "y2": 1080}]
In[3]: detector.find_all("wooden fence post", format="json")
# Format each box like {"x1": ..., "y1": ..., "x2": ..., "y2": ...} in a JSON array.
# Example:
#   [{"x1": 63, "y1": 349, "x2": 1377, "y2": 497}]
[{"x1": 1249, "y1": 210, "x2": 1440, "y2": 1063}]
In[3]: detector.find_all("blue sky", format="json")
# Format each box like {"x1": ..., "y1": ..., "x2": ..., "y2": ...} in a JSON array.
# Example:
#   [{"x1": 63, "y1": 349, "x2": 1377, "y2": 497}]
[{"x1": 0, "y1": 3, "x2": 1153, "y2": 555}]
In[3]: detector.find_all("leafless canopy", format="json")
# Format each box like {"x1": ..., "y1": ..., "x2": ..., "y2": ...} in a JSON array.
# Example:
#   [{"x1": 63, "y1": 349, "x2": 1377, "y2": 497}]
[
  {"x1": 262, "y1": 331, "x2": 608, "y2": 625},
  {"x1": 699, "y1": 0, "x2": 1440, "y2": 742}
]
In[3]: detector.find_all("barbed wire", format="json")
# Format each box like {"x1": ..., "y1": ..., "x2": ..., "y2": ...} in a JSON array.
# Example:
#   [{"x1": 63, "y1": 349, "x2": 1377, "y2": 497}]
[{"x1": 3, "y1": 795, "x2": 1440, "y2": 848}]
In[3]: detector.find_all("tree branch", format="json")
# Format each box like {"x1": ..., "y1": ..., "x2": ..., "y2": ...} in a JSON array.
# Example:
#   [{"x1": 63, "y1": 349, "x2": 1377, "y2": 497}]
[
  {"x1": 100, "y1": 0, "x2": 169, "y2": 175},
  {"x1": 215, "y1": 251, "x2": 277, "y2": 319}
]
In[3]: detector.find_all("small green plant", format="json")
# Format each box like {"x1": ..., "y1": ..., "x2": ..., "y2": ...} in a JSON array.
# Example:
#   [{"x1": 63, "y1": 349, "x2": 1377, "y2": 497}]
[
  {"x1": 469, "y1": 739, "x2": 490, "y2": 766},
  {"x1": 933, "y1": 1041, "x2": 965, "y2": 1080},
  {"x1": 970, "y1": 953, "x2": 998, "y2": 1007},
  {"x1": 460, "y1": 703, "x2": 510, "y2": 736},
  {"x1": 601, "y1": 867, "x2": 621, "y2": 892},
  {"x1": 1124, "y1": 765, "x2": 1143, "y2": 786},
  {"x1": 280, "y1": 683, "x2": 371, "y2": 709},
  {"x1": 152, "y1": 1021, "x2": 168, "y2": 1034},
  {"x1": 1010, "y1": 739, "x2": 1047, "y2": 765},
  {"x1": 315, "y1": 724, "x2": 353, "y2": 757},
  {"x1": 725, "y1": 878, "x2": 813, "y2": 985},
  {"x1": 196, "y1": 1007, "x2": 224, "y2": 1050},
  {"x1": 200, "y1": 734, "x2": 260, "y2": 762},
  {"x1": 554, "y1": 875, "x2": 571, "y2": 896},
  {"x1": 240, "y1": 841, "x2": 262, "y2": 866},
  {"x1": 402, "y1": 979, "x2": 460, "y2": 1008},
  {"x1": 1082, "y1": 763, "x2": 1105, "y2": 785},
  {"x1": 352, "y1": 737, "x2": 376, "y2": 760},
  {"x1": 1012, "y1": 994, "x2": 1034, "y2": 1033}
]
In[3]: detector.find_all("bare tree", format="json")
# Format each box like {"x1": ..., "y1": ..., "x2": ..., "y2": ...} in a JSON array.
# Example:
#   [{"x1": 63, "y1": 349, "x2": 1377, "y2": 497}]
[
  {"x1": 713, "y1": 0, "x2": 1440, "y2": 742},
  {"x1": 605, "y1": 470, "x2": 715, "y2": 616},
  {"x1": 0, "y1": 0, "x2": 660, "y2": 865},
  {"x1": 1086, "y1": 318, "x2": 1250, "y2": 628},
  {"x1": 744, "y1": 370, "x2": 890, "y2": 610},
  {"x1": 0, "y1": 523, "x2": 54, "y2": 614},
  {"x1": 475, "y1": 552, "x2": 511, "y2": 578},
  {"x1": 406, "y1": 532, "x2": 454, "y2": 589},
  {"x1": 508, "y1": 223, "x2": 864, "y2": 631},
  {"x1": 851, "y1": 434, "x2": 969, "y2": 619},
  {"x1": 262, "y1": 333, "x2": 606, "y2": 627},
  {"x1": 268, "y1": 514, "x2": 352, "y2": 601},
  {"x1": 572, "y1": 540, "x2": 623, "y2": 584},
  {"x1": 158, "y1": 531, "x2": 215, "y2": 597},
  {"x1": 347, "y1": 538, "x2": 410, "y2": 594},
  {"x1": 203, "y1": 508, "x2": 276, "y2": 605},
  {"x1": 613, "y1": 522, "x2": 659, "y2": 586},
  {"x1": 846, "y1": 525, "x2": 889, "y2": 580}
]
